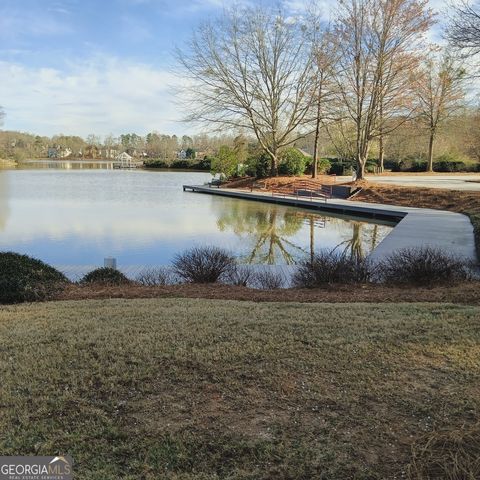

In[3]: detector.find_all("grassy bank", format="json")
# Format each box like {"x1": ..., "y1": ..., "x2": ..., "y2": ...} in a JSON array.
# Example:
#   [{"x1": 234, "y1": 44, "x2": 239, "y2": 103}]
[{"x1": 1, "y1": 299, "x2": 479, "y2": 479}]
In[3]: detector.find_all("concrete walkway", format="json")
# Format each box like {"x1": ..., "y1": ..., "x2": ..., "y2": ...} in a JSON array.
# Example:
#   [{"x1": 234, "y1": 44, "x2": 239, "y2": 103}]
[
  {"x1": 183, "y1": 185, "x2": 478, "y2": 263},
  {"x1": 364, "y1": 174, "x2": 480, "y2": 192}
]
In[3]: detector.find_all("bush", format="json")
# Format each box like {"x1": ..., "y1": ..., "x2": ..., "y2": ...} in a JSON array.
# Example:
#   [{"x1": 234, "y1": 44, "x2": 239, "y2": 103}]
[
  {"x1": 144, "y1": 159, "x2": 170, "y2": 168},
  {"x1": 328, "y1": 159, "x2": 354, "y2": 176},
  {"x1": 278, "y1": 148, "x2": 307, "y2": 176},
  {"x1": 171, "y1": 160, "x2": 191, "y2": 169},
  {"x1": 210, "y1": 146, "x2": 238, "y2": 180},
  {"x1": 434, "y1": 154, "x2": 467, "y2": 172},
  {"x1": 252, "y1": 269, "x2": 286, "y2": 289},
  {"x1": 136, "y1": 267, "x2": 176, "y2": 286},
  {"x1": 194, "y1": 157, "x2": 211, "y2": 171},
  {"x1": 377, "y1": 246, "x2": 471, "y2": 286},
  {"x1": 81, "y1": 267, "x2": 131, "y2": 285},
  {"x1": 245, "y1": 153, "x2": 271, "y2": 179},
  {"x1": 172, "y1": 246, "x2": 236, "y2": 283},
  {"x1": 316, "y1": 157, "x2": 332, "y2": 174},
  {"x1": 0, "y1": 252, "x2": 69, "y2": 303},
  {"x1": 224, "y1": 265, "x2": 256, "y2": 287},
  {"x1": 386, "y1": 158, "x2": 427, "y2": 172},
  {"x1": 292, "y1": 250, "x2": 372, "y2": 288}
]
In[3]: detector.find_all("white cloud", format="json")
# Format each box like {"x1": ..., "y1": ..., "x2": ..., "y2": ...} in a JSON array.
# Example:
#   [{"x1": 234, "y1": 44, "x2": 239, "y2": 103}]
[{"x1": 0, "y1": 56, "x2": 185, "y2": 137}]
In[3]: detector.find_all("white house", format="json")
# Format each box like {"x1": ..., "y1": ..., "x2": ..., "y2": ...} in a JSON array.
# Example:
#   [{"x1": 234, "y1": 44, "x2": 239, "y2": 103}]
[{"x1": 113, "y1": 152, "x2": 142, "y2": 169}]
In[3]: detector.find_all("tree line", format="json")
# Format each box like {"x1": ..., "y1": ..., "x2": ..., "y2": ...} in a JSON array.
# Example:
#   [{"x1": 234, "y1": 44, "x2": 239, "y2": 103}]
[
  {"x1": 177, "y1": 0, "x2": 480, "y2": 180},
  {"x1": 0, "y1": 131, "x2": 243, "y2": 162}
]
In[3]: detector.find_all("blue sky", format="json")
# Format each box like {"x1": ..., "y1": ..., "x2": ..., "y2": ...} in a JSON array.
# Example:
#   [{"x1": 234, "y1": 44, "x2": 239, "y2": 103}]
[{"x1": 0, "y1": 0, "x2": 451, "y2": 138}]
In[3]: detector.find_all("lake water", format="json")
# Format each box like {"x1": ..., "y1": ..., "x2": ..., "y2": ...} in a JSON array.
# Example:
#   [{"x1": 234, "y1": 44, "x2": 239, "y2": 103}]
[{"x1": 0, "y1": 162, "x2": 394, "y2": 278}]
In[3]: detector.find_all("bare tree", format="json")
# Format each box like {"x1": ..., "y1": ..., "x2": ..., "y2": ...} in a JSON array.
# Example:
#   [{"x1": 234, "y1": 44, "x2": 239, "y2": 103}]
[
  {"x1": 0, "y1": 107, "x2": 4, "y2": 128},
  {"x1": 307, "y1": 20, "x2": 340, "y2": 178},
  {"x1": 176, "y1": 7, "x2": 316, "y2": 175},
  {"x1": 447, "y1": 1, "x2": 480, "y2": 57},
  {"x1": 415, "y1": 53, "x2": 466, "y2": 171},
  {"x1": 332, "y1": 0, "x2": 434, "y2": 179}
]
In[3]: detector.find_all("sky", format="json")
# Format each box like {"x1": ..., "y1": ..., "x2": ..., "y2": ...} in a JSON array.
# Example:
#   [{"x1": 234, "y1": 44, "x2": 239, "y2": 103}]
[{"x1": 0, "y1": 0, "x2": 454, "y2": 139}]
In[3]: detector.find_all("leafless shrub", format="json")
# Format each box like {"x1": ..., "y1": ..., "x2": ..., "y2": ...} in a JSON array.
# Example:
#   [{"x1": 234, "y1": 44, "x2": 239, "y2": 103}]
[
  {"x1": 172, "y1": 246, "x2": 236, "y2": 283},
  {"x1": 292, "y1": 250, "x2": 372, "y2": 288},
  {"x1": 224, "y1": 265, "x2": 256, "y2": 287},
  {"x1": 407, "y1": 424, "x2": 480, "y2": 479},
  {"x1": 377, "y1": 246, "x2": 472, "y2": 286},
  {"x1": 252, "y1": 269, "x2": 286, "y2": 290},
  {"x1": 136, "y1": 267, "x2": 176, "y2": 286}
]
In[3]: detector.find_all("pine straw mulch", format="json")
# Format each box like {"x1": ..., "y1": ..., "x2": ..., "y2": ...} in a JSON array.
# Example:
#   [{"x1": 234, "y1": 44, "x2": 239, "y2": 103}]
[
  {"x1": 54, "y1": 281, "x2": 480, "y2": 305},
  {"x1": 222, "y1": 174, "x2": 337, "y2": 191}
]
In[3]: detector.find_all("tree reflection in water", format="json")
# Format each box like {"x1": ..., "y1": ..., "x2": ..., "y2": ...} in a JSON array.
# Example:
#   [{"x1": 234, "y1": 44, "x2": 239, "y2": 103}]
[
  {"x1": 215, "y1": 200, "x2": 332, "y2": 264},
  {"x1": 334, "y1": 222, "x2": 381, "y2": 259},
  {"x1": 215, "y1": 198, "x2": 388, "y2": 265}
]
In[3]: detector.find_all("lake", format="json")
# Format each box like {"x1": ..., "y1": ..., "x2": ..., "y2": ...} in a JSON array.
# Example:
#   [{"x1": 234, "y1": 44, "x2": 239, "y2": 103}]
[{"x1": 0, "y1": 162, "x2": 394, "y2": 279}]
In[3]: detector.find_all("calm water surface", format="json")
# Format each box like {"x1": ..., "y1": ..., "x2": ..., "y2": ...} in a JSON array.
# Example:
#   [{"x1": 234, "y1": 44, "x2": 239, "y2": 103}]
[{"x1": 0, "y1": 162, "x2": 394, "y2": 276}]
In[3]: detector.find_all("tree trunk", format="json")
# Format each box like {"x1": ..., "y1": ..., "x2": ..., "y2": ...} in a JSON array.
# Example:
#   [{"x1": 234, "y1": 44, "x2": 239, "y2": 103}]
[
  {"x1": 270, "y1": 154, "x2": 278, "y2": 177},
  {"x1": 427, "y1": 131, "x2": 435, "y2": 172},
  {"x1": 312, "y1": 102, "x2": 322, "y2": 179},
  {"x1": 356, "y1": 157, "x2": 366, "y2": 180},
  {"x1": 378, "y1": 134, "x2": 385, "y2": 172}
]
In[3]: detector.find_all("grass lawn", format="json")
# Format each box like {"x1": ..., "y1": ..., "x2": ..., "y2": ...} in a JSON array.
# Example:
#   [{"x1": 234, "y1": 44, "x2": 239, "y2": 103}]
[{"x1": 1, "y1": 299, "x2": 479, "y2": 479}]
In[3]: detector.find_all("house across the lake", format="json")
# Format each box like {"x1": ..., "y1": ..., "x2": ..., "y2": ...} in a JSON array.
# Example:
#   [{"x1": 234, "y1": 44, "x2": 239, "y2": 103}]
[{"x1": 113, "y1": 152, "x2": 143, "y2": 169}]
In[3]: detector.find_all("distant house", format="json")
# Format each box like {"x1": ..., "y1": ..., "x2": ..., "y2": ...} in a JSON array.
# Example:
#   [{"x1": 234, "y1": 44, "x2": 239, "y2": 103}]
[
  {"x1": 59, "y1": 147, "x2": 72, "y2": 158},
  {"x1": 102, "y1": 148, "x2": 118, "y2": 159},
  {"x1": 47, "y1": 148, "x2": 58, "y2": 158},
  {"x1": 113, "y1": 151, "x2": 143, "y2": 169},
  {"x1": 177, "y1": 149, "x2": 187, "y2": 159},
  {"x1": 116, "y1": 152, "x2": 133, "y2": 162}
]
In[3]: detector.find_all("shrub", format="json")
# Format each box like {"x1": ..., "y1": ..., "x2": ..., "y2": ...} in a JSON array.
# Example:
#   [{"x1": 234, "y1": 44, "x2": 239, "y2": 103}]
[
  {"x1": 136, "y1": 267, "x2": 176, "y2": 286},
  {"x1": 386, "y1": 158, "x2": 427, "y2": 172},
  {"x1": 224, "y1": 265, "x2": 256, "y2": 287},
  {"x1": 172, "y1": 246, "x2": 236, "y2": 283},
  {"x1": 278, "y1": 148, "x2": 307, "y2": 176},
  {"x1": 377, "y1": 246, "x2": 471, "y2": 286},
  {"x1": 144, "y1": 159, "x2": 170, "y2": 168},
  {"x1": 210, "y1": 146, "x2": 238, "y2": 180},
  {"x1": 245, "y1": 153, "x2": 271, "y2": 179},
  {"x1": 81, "y1": 267, "x2": 131, "y2": 285},
  {"x1": 0, "y1": 252, "x2": 69, "y2": 303},
  {"x1": 292, "y1": 250, "x2": 372, "y2": 288},
  {"x1": 434, "y1": 154, "x2": 467, "y2": 172},
  {"x1": 194, "y1": 157, "x2": 211, "y2": 171},
  {"x1": 171, "y1": 160, "x2": 191, "y2": 169},
  {"x1": 328, "y1": 159, "x2": 354, "y2": 176},
  {"x1": 252, "y1": 269, "x2": 286, "y2": 289},
  {"x1": 316, "y1": 157, "x2": 332, "y2": 174}
]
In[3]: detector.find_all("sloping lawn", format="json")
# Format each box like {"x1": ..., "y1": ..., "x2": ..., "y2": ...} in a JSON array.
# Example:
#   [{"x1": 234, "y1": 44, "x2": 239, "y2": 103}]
[{"x1": 1, "y1": 299, "x2": 479, "y2": 479}]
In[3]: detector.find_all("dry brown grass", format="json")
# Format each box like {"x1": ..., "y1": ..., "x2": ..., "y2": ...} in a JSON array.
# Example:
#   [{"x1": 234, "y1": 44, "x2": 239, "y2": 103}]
[
  {"x1": 1, "y1": 299, "x2": 479, "y2": 479},
  {"x1": 54, "y1": 281, "x2": 480, "y2": 305},
  {"x1": 407, "y1": 424, "x2": 480, "y2": 479}
]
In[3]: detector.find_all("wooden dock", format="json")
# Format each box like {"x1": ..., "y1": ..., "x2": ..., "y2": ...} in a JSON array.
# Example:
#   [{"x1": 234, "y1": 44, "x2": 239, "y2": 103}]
[{"x1": 182, "y1": 184, "x2": 404, "y2": 222}]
